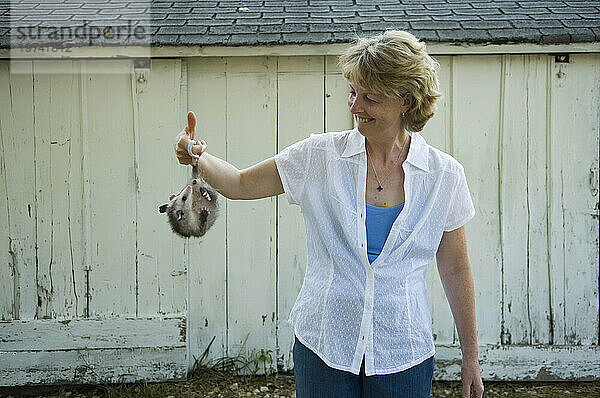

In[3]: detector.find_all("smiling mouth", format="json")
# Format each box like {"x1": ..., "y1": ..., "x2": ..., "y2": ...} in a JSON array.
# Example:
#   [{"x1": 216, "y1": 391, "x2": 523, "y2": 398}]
[{"x1": 356, "y1": 116, "x2": 374, "y2": 123}]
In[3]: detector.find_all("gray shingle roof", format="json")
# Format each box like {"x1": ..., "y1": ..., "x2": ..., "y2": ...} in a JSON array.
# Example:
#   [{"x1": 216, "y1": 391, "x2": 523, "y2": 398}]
[{"x1": 2, "y1": 0, "x2": 599, "y2": 49}]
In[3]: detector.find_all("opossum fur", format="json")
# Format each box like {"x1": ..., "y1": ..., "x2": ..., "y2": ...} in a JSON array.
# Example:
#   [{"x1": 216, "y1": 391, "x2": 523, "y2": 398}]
[{"x1": 159, "y1": 163, "x2": 219, "y2": 238}]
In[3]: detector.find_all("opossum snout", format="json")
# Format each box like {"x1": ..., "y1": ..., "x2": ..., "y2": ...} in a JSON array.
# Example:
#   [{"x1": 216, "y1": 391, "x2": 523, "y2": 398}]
[{"x1": 182, "y1": 185, "x2": 193, "y2": 201}]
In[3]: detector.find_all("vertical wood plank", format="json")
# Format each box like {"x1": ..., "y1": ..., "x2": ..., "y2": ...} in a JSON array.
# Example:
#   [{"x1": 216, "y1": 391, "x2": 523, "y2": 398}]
[
  {"x1": 32, "y1": 60, "x2": 86, "y2": 319},
  {"x1": 325, "y1": 56, "x2": 353, "y2": 132},
  {"x1": 500, "y1": 55, "x2": 531, "y2": 344},
  {"x1": 80, "y1": 60, "x2": 137, "y2": 317},
  {"x1": 226, "y1": 57, "x2": 278, "y2": 368},
  {"x1": 276, "y1": 55, "x2": 324, "y2": 370},
  {"x1": 422, "y1": 55, "x2": 456, "y2": 345},
  {"x1": 0, "y1": 61, "x2": 15, "y2": 320},
  {"x1": 526, "y1": 55, "x2": 552, "y2": 344},
  {"x1": 452, "y1": 55, "x2": 503, "y2": 345},
  {"x1": 135, "y1": 58, "x2": 186, "y2": 317},
  {"x1": 187, "y1": 57, "x2": 229, "y2": 367},
  {"x1": 550, "y1": 53, "x2": 600, "y2": 345},
  {"x1": 0, "y1": 61, "x2": 37, "y2": 320}
]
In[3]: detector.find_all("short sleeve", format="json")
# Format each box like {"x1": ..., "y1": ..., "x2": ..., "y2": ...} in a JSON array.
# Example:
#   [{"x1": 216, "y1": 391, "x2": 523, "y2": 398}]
[
  {"x1": 444, "y1": 162, "x2": 476, "y2": 231},
  {"x1": 274, "y1": 134, "x2": 315, "y2": 206}
]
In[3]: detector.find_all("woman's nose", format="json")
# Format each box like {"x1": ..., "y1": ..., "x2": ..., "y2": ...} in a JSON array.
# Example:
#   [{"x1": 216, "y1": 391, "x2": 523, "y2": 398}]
[{"x1": 349, "y1": 96, "x2": 362, "y2": 113}]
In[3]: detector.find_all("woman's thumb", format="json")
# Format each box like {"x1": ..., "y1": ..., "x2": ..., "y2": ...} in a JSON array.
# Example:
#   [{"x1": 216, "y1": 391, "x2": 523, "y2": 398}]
[{"x1": 187, "y1": 111, "x2": 197, "y2": 140}]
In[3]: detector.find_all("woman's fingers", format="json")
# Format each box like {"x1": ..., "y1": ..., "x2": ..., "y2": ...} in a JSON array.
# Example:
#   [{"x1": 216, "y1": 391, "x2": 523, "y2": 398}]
[
  {"x1": 193, "y1": 140, "x2": 207, "y2": 156},
  {"x1": 174, "y1": 135, "x2": 207, "y2": 164},
  {"x1": 175, "y1": 129, "x2": 193, "y2": 164}
]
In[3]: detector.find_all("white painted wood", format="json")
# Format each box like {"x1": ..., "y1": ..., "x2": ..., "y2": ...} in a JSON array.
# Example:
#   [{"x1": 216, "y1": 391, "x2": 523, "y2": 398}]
[
  {"x1": 525, "y1": 55, "x2": 553, "y2": 345},
  {"x1": 0, "y1": 61, "x2": 37, "y2": 320},
  {"x1": 276, "y1": 56, "x2": 324, "y2": 370},
  {"x1": 550, "y1": 54, "x2": 600, "y2": 345},
  {"x1": 0, "y1": 317, "x2": 186, "y2": 386},
  {"x1": 451, "y1": 55, "x2": 504, "y2": 346},
  {"x1": 422, "y1": 55, "x2": 456, "y2": 345},
  {"x1": 0, "y1": 317, "x2": 186, "y2": 351},
  {"x1": 325, "y1": 56, "x2": 354, "y2": 132},
  {"x1": 500, "y1": 54, "x2": 534, "y2": 345},
  {"x1": 79, "y1": 61, "x2": 93, "y2": 319},
  {"x1": 2, "y1": 42, "x2": 599, "y2": 60},
  {"x1": 0, "y1": 347, "x2": 186, "y2": 386},
  {"x1": 433, "y1": 344, "x2": 600, "y2": 381},
  {"x1": 225, "y1": 56, "x2": 278, "y2": 372},
  {"x1": 31, "y1": 60, "x2": 86, "y2": 319},
  {"x1": 0, "y1": 61, "x2": 15, "y2": 320},
  {"x1": 135, "y1": 58, "x2": 187, "y2": 317},
  {"x1": 80, "y1": 60, "x2": 138, "y2": 317},
  {"x1": 186, "y1": 57, "x2": 229, "y2": 370}
]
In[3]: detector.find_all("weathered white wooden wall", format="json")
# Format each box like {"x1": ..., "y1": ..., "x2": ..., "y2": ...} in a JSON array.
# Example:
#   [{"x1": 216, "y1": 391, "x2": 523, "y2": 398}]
[
  {"x1": 0, "y1": 53, "x2": 598, "y2": 386},
  {"x1": 0, "y1": 59, "x2": 188, "y2": 385}
]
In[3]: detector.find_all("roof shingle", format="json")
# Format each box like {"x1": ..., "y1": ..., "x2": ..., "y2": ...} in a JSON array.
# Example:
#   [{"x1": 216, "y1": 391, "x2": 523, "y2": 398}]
[{"x1": 2, "y1": 0, "x2": 599, "y2": 49}]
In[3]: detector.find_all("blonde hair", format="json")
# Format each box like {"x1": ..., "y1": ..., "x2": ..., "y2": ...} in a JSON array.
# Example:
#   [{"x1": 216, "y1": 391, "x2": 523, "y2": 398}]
[{"x1": 337, "y1": 30, "x2": 442, "y2": 132}]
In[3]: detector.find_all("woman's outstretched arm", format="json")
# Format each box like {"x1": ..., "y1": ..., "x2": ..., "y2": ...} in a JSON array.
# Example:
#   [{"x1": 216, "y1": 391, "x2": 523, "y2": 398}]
[{"x1": 174, "y1": 127, "x2": 284, "y2": 200}]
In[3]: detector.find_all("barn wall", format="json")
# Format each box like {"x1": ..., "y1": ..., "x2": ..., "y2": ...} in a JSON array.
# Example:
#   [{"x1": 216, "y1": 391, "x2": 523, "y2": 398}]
[{"x1": 0, "y1": 53, "x2": 598, "y2": 385}]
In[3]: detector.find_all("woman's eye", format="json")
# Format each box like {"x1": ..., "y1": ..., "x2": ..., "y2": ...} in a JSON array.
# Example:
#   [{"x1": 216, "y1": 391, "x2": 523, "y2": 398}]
[{"x1": 366, "y1": 97, "x2": 377, "y2": 103}]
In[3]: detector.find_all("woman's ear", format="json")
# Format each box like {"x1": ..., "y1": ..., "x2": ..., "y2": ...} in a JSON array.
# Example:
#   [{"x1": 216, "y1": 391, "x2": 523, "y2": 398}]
[{"x1": 402, "y1": 93, "x2": 414, "y2": 112}]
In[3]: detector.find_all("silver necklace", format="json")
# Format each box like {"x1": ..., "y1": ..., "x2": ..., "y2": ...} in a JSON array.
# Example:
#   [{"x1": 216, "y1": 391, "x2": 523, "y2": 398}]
[{"x1": 366, "y1": 135, "x2": 409, "y2": 192}]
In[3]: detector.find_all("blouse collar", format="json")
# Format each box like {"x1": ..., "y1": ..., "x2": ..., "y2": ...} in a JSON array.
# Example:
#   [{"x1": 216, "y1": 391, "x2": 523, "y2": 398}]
[{"x1": 341, "y1": 128, "x2": 430, "y2": 173}]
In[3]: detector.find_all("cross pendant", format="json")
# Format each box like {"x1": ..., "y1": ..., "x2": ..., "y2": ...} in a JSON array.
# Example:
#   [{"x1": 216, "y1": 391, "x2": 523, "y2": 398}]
[{"x1": 377, "y1": 185, "x2": 383, "y2": 192}]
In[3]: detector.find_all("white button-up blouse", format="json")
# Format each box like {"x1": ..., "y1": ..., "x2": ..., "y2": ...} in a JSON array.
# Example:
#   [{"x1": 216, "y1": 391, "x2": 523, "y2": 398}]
[{"x1": 274, "y1": 128, "x2": 475, "y2": 376}]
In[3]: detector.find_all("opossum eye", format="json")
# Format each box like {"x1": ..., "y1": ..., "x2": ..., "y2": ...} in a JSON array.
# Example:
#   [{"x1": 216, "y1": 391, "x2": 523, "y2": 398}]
[{"x1": 182, "y1": 196, "x2": 187, "y2": 201}]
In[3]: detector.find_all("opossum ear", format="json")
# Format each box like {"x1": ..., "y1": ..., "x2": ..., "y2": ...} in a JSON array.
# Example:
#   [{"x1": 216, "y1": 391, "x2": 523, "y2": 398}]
[
  {"x1": 159, "y1": 204, "x2": 168, "y2": 213},
  {"x1": 169, "y1": 194, "x2": 176, "y2": 200}
]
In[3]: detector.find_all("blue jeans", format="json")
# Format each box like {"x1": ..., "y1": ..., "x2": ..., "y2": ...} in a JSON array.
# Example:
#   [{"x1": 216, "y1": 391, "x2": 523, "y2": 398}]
[{"x1": 293, "y1": 336, "x2": 434, "y2": 398}]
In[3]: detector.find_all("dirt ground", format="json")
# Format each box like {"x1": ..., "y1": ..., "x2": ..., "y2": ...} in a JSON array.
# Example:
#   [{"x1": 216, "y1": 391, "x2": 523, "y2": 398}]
[{"x1": 2, "y1": 366, "x2": 599, "y2": 398}]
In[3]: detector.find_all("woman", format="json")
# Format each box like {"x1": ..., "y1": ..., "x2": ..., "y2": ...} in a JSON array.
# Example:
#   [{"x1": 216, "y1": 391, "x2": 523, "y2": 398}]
[{"x1": 175, "y1": 30, "x2": 484, "y2": 398}]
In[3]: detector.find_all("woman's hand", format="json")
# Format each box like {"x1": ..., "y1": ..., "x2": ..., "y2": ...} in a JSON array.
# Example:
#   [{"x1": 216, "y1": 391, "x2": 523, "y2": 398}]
[
  {"x1": 174, "y1": 111, "x2": 207, "y2": 165},
  {"x1": 461, "y1": 357, "x2": 484, "y2": 398}
]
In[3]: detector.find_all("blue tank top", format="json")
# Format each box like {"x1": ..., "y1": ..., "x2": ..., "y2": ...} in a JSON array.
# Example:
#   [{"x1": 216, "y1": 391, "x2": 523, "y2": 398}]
[{"x1": 365, "y1": 202, "x2": 405, "y2": 263}]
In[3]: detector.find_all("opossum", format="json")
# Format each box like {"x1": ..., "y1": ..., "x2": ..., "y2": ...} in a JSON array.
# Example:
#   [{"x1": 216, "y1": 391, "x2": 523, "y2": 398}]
[{"x1": 159, "y1": 111, "x2": 219, "y2": 238}]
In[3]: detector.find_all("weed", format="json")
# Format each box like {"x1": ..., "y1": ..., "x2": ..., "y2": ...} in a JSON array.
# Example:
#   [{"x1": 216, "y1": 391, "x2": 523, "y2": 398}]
[{"x1": 190, "y1": 333, "x2": 278, "y2": 381}]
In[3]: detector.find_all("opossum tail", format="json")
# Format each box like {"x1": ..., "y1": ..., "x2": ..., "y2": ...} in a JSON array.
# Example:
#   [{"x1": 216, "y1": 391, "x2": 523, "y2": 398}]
[{"x1": 192, "y1": 162, "x2": 201, "y2": 180}]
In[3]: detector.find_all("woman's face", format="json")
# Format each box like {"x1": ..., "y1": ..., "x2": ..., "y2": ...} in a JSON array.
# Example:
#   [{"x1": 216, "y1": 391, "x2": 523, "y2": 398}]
[{"x1": 347, "y1": 82, "x2": 406, "y2": 139}]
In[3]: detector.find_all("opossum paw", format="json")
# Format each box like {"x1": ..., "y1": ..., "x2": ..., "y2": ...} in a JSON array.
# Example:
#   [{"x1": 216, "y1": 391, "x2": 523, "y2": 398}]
[{"x1": 199, "y1": 208, "x2": 209, "y2": 222}]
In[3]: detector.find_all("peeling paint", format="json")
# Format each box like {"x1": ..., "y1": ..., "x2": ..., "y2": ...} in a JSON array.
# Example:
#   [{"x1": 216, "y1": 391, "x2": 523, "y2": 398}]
[
  {"x1": 534, "y1": 366, "x2": 560, "y2": 381},
  {"x1": 8, "y1": 239, "x2": 19, "y2": 319},
  {"x1": 179, "y1": 318, "x2": 186, "y2": 342}
]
